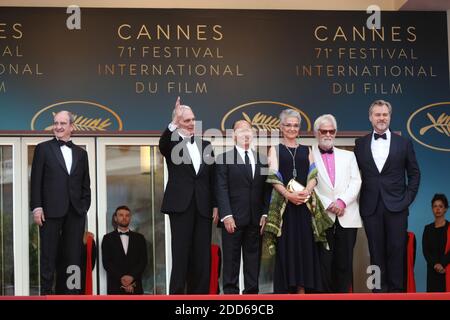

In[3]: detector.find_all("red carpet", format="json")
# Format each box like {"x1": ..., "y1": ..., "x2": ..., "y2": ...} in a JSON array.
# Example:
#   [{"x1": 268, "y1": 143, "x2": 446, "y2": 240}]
[{"x1": 1, "y1": 293, "x2": 449, "y2": 300}]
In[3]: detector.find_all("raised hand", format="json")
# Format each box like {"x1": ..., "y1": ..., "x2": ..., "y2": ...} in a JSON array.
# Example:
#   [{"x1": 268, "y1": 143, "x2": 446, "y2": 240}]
[{"x1": 172, "y1": 96, "x2": 183, "y2": 126}]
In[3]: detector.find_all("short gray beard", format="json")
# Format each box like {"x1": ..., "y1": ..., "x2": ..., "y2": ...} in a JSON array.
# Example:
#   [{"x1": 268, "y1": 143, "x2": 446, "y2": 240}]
[{"x1": 319, "y1": 139, "x2": 334, "y2": 149}]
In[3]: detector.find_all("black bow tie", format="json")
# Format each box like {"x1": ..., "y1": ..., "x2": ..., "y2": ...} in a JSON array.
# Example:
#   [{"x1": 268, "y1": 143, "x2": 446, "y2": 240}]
[
  {"x1": 374, "y1": 133, "x2": 387, "y2": 140},
  {"x1": 118, "y1": 231, "x2": 129, "y2": 236},
  {"x1": 319, "y1": 147, "x2": 333, "y2": 154},
  {"x1": 58, "y1": 140, "x2": 74, "y2": 148},
  {"x1": 184, "y1": 136, "x2": 195, "y2": 144}
]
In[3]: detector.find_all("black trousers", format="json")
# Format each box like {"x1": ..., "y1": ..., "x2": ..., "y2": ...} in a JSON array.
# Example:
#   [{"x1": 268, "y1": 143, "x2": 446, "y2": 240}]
[
  {"x1": 362, "y1": 200, "x2": 408, "y2": 293},
  {"x1": 222, "y1": 224, "x2": 261, "y2": 294},
  {"x1": 39, "y1": 207, "x2": 85, "y2": 295},
  {"x1": 319, "y1": 218, "x2": 357, "y2": 293},
  {"x1": 169, "y1": 198, "x2": 212, "y2": 294}
]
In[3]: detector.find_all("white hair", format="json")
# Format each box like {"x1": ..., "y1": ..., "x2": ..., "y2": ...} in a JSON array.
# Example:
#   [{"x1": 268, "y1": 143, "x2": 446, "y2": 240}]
[
  {"x1": 55, "y1": 110, "x2": 75, "y2": 124},
  {"x1": 172, "y1": 105, "x2": 192, "y2": 121},
  {"x1": 313, "y1": 114, "x2": 337, "y2": 133},
  {"x1": 279, "y1": 109, "x2": 301, "y2": 126}
]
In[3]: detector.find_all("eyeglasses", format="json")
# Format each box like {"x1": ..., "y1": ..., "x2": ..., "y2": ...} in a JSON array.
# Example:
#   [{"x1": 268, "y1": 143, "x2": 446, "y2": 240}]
[
  {"x1": 282, "y1": 123, "x2": 300, "y2": 129},
  {"x1": 319, "y1": 129, "x2": 336, "y2": 135}
]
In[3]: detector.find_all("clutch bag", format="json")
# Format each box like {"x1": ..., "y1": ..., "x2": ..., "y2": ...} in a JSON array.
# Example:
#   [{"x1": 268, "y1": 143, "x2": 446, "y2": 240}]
[{"x1": 287, "y1": 179, "x2": 305, "y2": 192}]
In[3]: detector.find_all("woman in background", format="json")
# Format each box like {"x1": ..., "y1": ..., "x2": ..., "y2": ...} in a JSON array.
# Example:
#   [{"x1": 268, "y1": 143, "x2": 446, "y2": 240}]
[{"x1": 422, "y1": 193, "x2": 449, "y2": 292}]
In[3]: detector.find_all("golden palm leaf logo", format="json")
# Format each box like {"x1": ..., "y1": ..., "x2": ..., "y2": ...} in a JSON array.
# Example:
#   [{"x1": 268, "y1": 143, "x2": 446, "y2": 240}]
[
  {"x1": 242, "y1": 112, "x2": 280, "y2": 130},
  {"x1": 44, "y1": 112, "x2": 112, "y2": 131},
  {"x1": 419, "y1": 112, "x2": 450, "y2": 136},
  {"x1": 407, "y1": 102, "x2": 450, "y2": 152},
  {"x1": 31, "y1": 100, "x2": 123, "y2": 131},
  {"x1": 220, "y1": 101, "x2": 311, "y2": 132}
]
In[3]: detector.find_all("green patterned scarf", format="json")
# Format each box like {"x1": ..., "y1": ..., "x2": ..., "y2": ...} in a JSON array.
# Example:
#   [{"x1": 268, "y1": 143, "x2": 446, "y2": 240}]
[{"x1": 262, "y1": 167, "x2": 333, "y2": 257}]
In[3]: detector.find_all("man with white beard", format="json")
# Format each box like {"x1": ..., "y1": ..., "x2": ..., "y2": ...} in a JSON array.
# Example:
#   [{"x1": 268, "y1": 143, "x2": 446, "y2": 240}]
[{"x1": 312, "y1": 114, "x2": 362, "y2": 293}]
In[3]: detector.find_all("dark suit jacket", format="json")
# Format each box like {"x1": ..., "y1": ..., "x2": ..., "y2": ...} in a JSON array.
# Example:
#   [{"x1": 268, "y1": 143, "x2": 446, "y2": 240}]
[
  {"x1": 354, "y1": 132, "x2": 420, "y2": 216},
  {"x1": 216, "y1": 148, "x2": 271, "y2": 227},
  {"x1": 101, "y1": 230, "x2": 148, "y2": 294},
  {"x1": 30, "y1": 138, "x2": 91, "y2": 218},
  {"x1": 159, "y1": 127, "x2": 216, "y2": 218}
]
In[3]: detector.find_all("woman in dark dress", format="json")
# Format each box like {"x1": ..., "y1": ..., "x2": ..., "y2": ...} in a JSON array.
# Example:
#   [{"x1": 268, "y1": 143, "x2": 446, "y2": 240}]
[
  {"x1": 268, "y1": 109, "x2": 322, "y2": 294},
  {"x1": 422, "y1": 193, "x2": 449, "y2": 292}
]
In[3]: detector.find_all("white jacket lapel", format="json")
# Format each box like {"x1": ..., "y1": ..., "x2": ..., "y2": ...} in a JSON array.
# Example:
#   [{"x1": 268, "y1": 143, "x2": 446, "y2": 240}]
[{"x1": 313, "y1": 145, "x2": 334, "y2": 189}]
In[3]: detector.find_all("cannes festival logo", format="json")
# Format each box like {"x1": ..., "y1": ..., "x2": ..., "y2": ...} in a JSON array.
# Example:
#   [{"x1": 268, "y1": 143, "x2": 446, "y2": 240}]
[
  {"x1": 31, "y1": 101, "x2": 123, "y2": 131},
  {"x1": 221, "y1": 101, "x2": 311, "y2": 131},
  {"x1": 407, "y1": 102, "x2": 450, "y2": 152}
]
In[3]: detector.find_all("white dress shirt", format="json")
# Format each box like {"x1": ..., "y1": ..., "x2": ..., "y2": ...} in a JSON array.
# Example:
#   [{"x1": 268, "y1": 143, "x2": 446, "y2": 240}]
[
  {"x1": 371, "y1": 129, "x2": 391, "y2": 173},
  {"x1": 33, "y1": 139, "x2": 72, "y2": 214},
  {"x1": 235, "y1": 145, "x2": 255, "y2": 178},
  {"x1": 221, "y1": 146, "x2": 258, "y2": 223},
  {"x1": 118, "y1": 228, "x2": 130, "y2": 255},
  {"x1": 168, "y1": 123, "x2": 201, "y2": 174},
  {"x1": 60, "y1": 143, "x2": 73, "y2": 174}
]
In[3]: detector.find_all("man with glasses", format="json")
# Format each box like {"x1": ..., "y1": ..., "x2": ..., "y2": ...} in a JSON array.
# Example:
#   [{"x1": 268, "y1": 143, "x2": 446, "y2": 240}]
[
  {"x1": 312, "y1": 114, "x2": 362, "y2": 293},
  {"x1": 31, "y1": 110, "x2": 91, "y2": 295}
]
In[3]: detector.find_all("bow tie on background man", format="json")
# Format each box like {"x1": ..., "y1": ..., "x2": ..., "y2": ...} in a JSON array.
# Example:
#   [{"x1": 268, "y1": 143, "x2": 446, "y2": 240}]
[
  {"x1": 374, "y1": 133, "x2": 387, "y2": 140},
  {"x1": 118, "y1": 231, "x2": 130, "y2": 236},
  {"x1": 319, "y1": 147, "x2": 333, "y2": 154},
  {"x1": 58, "y1": 140, "x2": 74, "y2": 148},
  {"x1": 184, "y1": 136, "x2": 195, "y2": 144}
]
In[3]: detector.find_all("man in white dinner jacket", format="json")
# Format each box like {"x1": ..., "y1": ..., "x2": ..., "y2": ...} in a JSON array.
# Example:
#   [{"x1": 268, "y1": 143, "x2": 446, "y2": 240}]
[{"x1": 312, "y1": 114, "x2": 362, "y2": 293}]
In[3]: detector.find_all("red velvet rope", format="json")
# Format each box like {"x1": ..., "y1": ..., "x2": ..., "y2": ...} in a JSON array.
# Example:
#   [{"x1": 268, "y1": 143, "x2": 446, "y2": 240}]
[
  {"x1": 209, "y1": 245, "x2": 220, "y2": 294},
  {"x1": 85, "y1": 234, "x2": 93, "y2": 295},
  {"x1": 406, "y1": 232, "x2": 416, "y2": 293},
  {"x1": 445, "y1": 225, "x2": 450, "y2": 292}
]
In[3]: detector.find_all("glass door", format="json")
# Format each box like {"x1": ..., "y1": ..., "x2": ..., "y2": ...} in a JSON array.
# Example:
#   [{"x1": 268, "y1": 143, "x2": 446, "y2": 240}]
[
  {"x1": 0, "y1": 138, "x2": 21, "y2": 295},
  {"x1": 96, "y1": 137, "x2": 166, "y2": 294}
]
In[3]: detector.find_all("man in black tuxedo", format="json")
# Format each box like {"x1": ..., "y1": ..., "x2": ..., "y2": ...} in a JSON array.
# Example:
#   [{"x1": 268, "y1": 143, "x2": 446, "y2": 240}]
[
  {"x1": 30, "y1": 110, "x2": 91, "y2": 295},
  {"x1": 159, "y1": 97, "x2": 218, "y2": 294},
  {"x1": 102, "y1": 206, "x2": 148, "y2": 294},
  {"x1": 216, "y1": 120, "x2": 270, "y2": 294},
  {"x1": 354, "y1": 100, "x2": 420, "y2": 292}
]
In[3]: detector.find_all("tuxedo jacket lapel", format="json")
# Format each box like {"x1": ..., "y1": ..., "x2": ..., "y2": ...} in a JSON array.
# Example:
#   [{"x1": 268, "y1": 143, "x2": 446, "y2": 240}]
[
  {"x1": 253, "y1": 150, "x2": 261, "y2": 179},
  {"x1": 381, "y1": 133, "x2": 396, "y2": 174},
  {"x1": 115, "y1": 231, "x2": 128, "y2": 256},
  {"x1": 70, "y1": 145, "x2": 80, "y2": 175},
  {"x1": 196, "y1": 139, "x2": 205, "y2": 176},
  {"x1": 313, "y1": 146, "x2": 333, "y2": 189},
  {"x1": 365, "y1": 134, "x2": 379, "y2": 173},
  {"x1": 50, "y1": 138, "x2": 69, "y2": 174}
]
